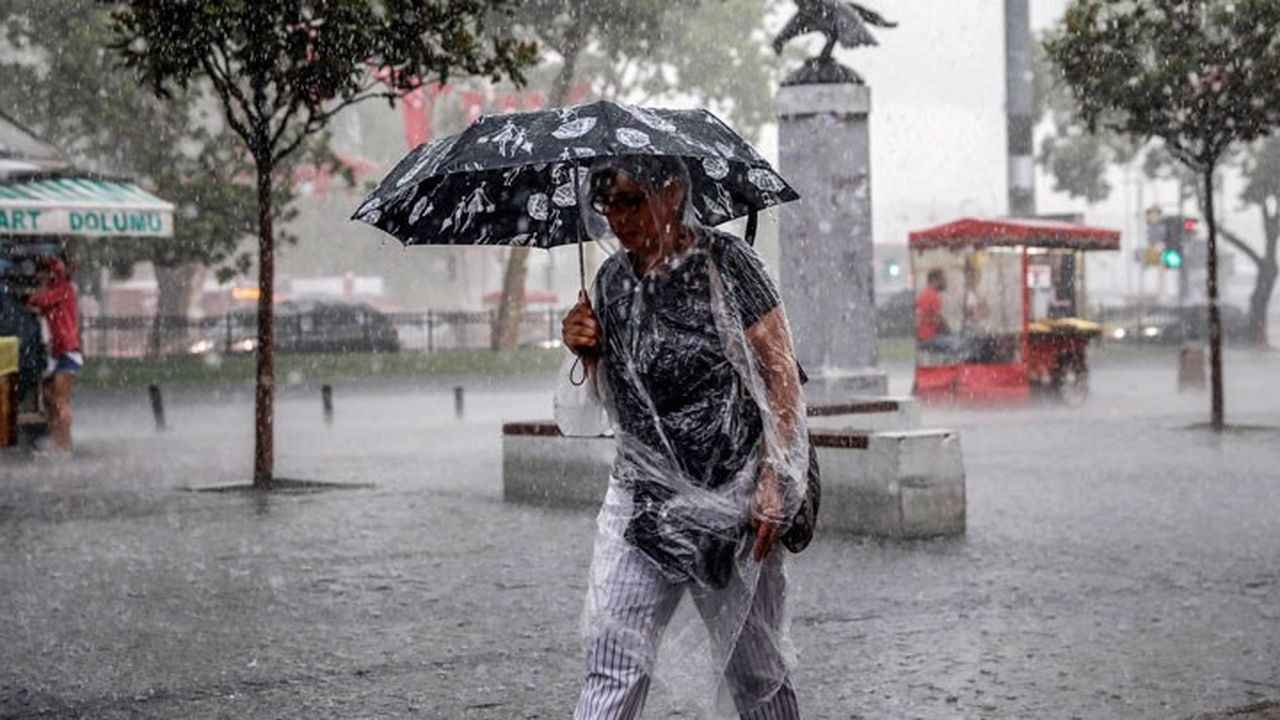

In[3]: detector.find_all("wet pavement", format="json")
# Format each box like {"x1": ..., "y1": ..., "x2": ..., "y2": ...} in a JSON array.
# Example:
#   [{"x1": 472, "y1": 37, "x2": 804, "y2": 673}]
[{"x1": 2, "y1": 349, "x2": 1279, "y2": 719}]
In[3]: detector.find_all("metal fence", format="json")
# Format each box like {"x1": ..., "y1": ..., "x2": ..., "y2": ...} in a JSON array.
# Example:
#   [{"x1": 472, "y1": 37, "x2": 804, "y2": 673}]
[{"x1": 81, "y1": 308, "x2": 569, "y2": 359}]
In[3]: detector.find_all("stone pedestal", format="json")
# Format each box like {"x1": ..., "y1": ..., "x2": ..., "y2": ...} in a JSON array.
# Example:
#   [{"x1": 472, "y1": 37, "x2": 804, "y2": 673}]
[{"x1": 777, "y1": 81, "x2": 886, "y2": 398}]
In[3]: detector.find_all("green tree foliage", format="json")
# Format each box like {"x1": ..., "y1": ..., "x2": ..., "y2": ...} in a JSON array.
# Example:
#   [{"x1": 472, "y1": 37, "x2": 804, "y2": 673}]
[
  {"x1": 108, "y1": 0, "x2": 537, "y2": 485},
  {"x1": 1034, "y1": 37, "x2": 1140, "y2": 205},
  {"x1": 1045, "y1": 0, "x2": 1280, "y2": 430},
  {"x1": 0, "y1": 0, "x2": 354, "y2": 356},
  {"x1": 1037, "y1": 7, "x2": 1280, "y2": 350},
  {"x1": 0, "y1": 2, "x2": 248, "y2": 323}
]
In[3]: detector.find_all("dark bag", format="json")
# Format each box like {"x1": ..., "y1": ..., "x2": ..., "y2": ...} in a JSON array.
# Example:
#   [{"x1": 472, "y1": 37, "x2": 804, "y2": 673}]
[
  {"x1": 625, "y1": 483, "x2": 741, "y2": 589},
  {"x1": 779, "y1": 439, "x2": 821, "y2": 552}
]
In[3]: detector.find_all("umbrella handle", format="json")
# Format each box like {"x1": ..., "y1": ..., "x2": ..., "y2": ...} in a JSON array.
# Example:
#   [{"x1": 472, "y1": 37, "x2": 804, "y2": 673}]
[
  {"x1": 745, "y1": 210, "x2": 758, "y2": 246},
  {"x1": 577, "y1": 224, "x2": 586, "y2": 292},
  {"x1": 575, "y1": 157, "x2": 587, "y2": 292}
]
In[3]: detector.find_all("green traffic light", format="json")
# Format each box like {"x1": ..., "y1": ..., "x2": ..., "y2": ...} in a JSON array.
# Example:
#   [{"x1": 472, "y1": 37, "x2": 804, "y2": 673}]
[{"x1": 1161, "y1": 248, "x2": 1183, "y2": 269}]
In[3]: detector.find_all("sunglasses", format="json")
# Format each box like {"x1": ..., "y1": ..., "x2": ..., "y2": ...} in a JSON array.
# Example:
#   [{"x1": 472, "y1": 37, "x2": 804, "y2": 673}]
[{"x1": 591, "y1": 190, "x2": 648, "y2": 214}]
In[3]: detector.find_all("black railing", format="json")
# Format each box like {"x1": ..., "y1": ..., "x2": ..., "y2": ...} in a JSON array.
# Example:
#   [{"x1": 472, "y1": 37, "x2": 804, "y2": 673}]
[{"x1": 80, "y1": 308, "x2": 569, "y2": 359}]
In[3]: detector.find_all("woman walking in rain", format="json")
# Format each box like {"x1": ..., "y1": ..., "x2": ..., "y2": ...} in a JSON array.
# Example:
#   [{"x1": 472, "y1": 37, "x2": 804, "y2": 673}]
[{"x1": 561, "y1": 156, "x2": 810, "y2": 719}]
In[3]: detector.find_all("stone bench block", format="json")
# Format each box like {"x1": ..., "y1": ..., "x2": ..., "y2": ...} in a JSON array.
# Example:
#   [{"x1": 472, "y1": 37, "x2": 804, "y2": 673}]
[
  {"x1": 502, "y1": 423, "x2": 613, "y2": 508},
  {"x1": 812, "y1": 428, "x2": 965, "y2": 538},
  {"x1": 502, "y1": 421, "x2": 966, "y2": 539}
]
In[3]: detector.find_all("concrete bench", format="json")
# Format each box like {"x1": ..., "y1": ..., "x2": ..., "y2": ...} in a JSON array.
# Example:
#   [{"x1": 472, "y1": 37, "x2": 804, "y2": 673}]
[
  {"x1": 810, "y1": 429, "x2": 965, "y2": 538},
  {"x1": 502, "y1": 419, "x2": 965, "y2": 539}
]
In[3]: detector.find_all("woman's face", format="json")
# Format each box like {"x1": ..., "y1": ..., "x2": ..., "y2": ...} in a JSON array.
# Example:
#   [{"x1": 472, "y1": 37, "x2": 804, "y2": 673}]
[{"x1": 594, "y1": 171, "x2": 683, "y2": 254}]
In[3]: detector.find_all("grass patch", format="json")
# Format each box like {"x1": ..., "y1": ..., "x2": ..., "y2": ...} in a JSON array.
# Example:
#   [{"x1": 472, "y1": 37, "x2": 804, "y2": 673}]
[
  {"x1": 80, "y1": 340, "x2": 921, "y2": 391},
  {"x1": 877, "y1": 335, "x2": 916, "y2": 364},
  {"x1": 79, "y1": 348, "x2": 565, "y2": 391}
]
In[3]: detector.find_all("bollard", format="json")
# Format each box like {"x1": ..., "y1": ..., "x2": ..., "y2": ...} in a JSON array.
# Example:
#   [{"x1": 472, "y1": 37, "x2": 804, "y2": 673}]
[
  {"x1": 454, "y1": 386, "x2": 464, "y2": 420},
  {"x1": 1178, "y1": 343, "x2": 1206, "y2": 391},
  {"x1": 148, "y1": 384, "x2": 167, "y2": 432},
  {"x1": 321, "y1": 384, "x2": 334, "y2": 425}
]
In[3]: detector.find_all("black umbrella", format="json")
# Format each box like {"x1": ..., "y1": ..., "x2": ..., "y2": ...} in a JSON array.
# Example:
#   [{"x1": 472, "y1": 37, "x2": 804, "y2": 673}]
[{"x1": 351, "y1": 100, "x2": 798, "y2": 288}]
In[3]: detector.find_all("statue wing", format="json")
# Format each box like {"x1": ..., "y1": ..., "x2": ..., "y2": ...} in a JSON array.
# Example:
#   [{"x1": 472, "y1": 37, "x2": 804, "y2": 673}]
[
  {"x1": 832, "y1": 2, "x2": 879, "y2": 49},
  {"x1": 773, "y1": 11, "x2": 811, "y2": 54},
  {"x1": 847, "y1": 2, "x2": 898, "y2": 28}
]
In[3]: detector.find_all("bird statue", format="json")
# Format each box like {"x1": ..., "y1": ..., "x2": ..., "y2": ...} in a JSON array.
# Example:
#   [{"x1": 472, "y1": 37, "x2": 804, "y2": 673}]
[{"x1": 772, "y1": 0, "x2": 896, "y2": 83}]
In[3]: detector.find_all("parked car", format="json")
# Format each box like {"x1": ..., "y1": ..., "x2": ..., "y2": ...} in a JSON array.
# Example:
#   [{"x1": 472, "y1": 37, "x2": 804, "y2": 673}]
[
  {"x1": 876, "y1": 288, "x2": 917, "y2": 338},
  {"x1": 194, "y1": 300, "x2": 400, "y2": 355},
  {"x1": 1097, "y1": 303, "x2": 1248, "y2": 345}
]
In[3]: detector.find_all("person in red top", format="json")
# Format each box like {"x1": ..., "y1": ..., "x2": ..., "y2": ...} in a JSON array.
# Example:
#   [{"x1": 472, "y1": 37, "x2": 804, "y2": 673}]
[
  {"x1": 916, "y1": 268, "x2": 970, "y2": 360},
  {"x1": 27, "y1": 256, "x2": 82, "y2": 451},
  {"x1": 916, "y1": 268, "x2": 950, "y2": 344}
]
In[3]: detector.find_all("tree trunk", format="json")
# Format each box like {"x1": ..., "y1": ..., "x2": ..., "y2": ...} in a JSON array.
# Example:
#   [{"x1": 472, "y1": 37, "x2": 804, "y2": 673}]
[
  {"x1": 1204, "y1": 168, "x2": 1224, "y2": 431},
  {"x1": 148, "y1": 263, "x2": 206, "y2": 357},
  {"x1": 253, "y1": 155, "x2": 276, "y2": 487},
  {"x1": 492, "y1": 23, "x2": 586, "y2": 351},
  {"x1": 1247, "y1": 256, "x2": 1276, "y2": 349},
  {"x1": 491, "y1": 248, "x2": 530, "y2": 350}
]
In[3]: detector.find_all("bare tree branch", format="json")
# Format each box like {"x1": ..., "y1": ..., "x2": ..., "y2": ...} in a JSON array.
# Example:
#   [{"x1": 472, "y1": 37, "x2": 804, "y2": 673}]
[
  {"x1": 199, "y1": 56, "x2": 254, "y2": 145},
  {"x1": 1219, "y1": 226, "x2": 1264, "y2": 267}
]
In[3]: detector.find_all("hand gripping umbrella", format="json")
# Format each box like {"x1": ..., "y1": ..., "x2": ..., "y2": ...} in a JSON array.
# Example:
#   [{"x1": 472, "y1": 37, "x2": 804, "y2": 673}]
[{"x1": 351, "y1": 100, "x2": 799, "y2": 290}]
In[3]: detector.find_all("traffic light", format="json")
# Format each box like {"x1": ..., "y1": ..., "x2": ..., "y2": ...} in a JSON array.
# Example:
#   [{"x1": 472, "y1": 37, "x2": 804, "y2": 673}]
[
  {"x1": 1160, "y1": 216, "x2": 1195, "y2": 269},
  {"x1": 883, "y1": 259, "x2": 901, "y2": 280},
  {"x1": 1145, "y1": 210, "x2": 1168, "y2": 247}
]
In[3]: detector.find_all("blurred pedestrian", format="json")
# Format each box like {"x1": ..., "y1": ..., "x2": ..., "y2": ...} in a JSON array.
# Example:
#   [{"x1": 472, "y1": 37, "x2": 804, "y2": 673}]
[{"x1": 27, "y1": 256, "x2": 81, "y2": 451}]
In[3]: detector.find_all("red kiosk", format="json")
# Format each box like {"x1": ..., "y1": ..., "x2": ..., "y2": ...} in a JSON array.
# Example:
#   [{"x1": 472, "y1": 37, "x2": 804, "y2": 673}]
[{"x1": 908, "y1": 217, "x2": 1120, "y2": 405}]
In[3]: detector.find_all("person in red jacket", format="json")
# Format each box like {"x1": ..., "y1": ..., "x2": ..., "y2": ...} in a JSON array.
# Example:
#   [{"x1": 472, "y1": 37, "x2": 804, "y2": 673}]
[{"x1": 27, "y1": 256, "x2": 82, "y2": 451}]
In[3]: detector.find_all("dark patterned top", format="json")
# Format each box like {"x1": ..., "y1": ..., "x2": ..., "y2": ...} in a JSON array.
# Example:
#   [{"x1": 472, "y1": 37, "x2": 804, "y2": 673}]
[{"x1": 594, "y1": 228, "x2": 781, "y2": 493}]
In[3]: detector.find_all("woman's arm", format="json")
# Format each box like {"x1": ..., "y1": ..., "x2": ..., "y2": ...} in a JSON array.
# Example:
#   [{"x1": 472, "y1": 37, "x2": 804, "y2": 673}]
[{"x1": 744, "y1": 305, "x2": 807, "y2": 560}]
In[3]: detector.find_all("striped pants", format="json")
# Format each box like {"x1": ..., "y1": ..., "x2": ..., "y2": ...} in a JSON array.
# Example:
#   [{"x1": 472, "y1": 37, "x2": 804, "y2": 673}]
[{"x1": 573, "y1": 543, "x2": 800, "y2": 719}]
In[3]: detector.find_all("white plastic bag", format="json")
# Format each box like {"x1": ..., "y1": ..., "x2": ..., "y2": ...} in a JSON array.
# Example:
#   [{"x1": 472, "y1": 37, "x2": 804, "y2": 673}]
[{"x1": 553, "y1": 351, "x2": 611, "y2": 437}]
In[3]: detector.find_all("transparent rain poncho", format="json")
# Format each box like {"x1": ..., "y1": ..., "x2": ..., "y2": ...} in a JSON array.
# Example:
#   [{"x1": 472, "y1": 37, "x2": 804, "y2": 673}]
[{"x1": 559, "y1": 157, "x2": 810, "y2": 718}]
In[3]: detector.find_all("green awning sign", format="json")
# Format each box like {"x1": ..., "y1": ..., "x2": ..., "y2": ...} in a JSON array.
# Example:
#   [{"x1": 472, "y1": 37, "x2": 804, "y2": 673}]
[{"x1": 0, "y1": 177, "x2": 173, "y2": 238}]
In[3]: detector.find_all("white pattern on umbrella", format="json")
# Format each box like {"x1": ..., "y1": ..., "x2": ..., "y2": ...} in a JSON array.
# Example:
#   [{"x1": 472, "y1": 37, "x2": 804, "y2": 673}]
[
  {"x1": 552, "y1": 182, "x2": 578, "y2": 208},
  {"x1": 715, "y1": 141, "x2": 737, "y2": 159},
  {"x1": 356, "y1": 194, "x2": 383, "y2": 218},
  {"x1": 702, "y1": 158, "x2": 730, "y2": 180},
  {"x1": 478, "y1": 120, "x2": 534, "y2": 158},
  {"x1": 441, "y1": 184, "x2": 495, "y2": 233},
  {"x1": 552, "y1": 116, "x2": 598, "y2": 140},
  {"x1": 363, "y1": 209, "x2": 383, "y2": 225},
  {"x1": 396, "y1": 135, "x2": 457, "y2": 187},
  {"x1": 615, "y1": 128, "x2": 651, "y2": 149},
  {"x1": 748, "y1": 168, "x2": 786, "y2": 193},
  {"x1": 702, "y1": 182, "x2": 735, "y2": 221},
  {"x1": 621, "y1": 104, "x2": 677, "y2": 133},
  {"x1": 551, "y1": 163, "x2": 575, "y2": 184},
  {"x1": 409, "y1": 196, "x2": 434, "y2": 224},
  {"x1": 527, "y1": 193, "x2": 550, "y2": 221}
]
